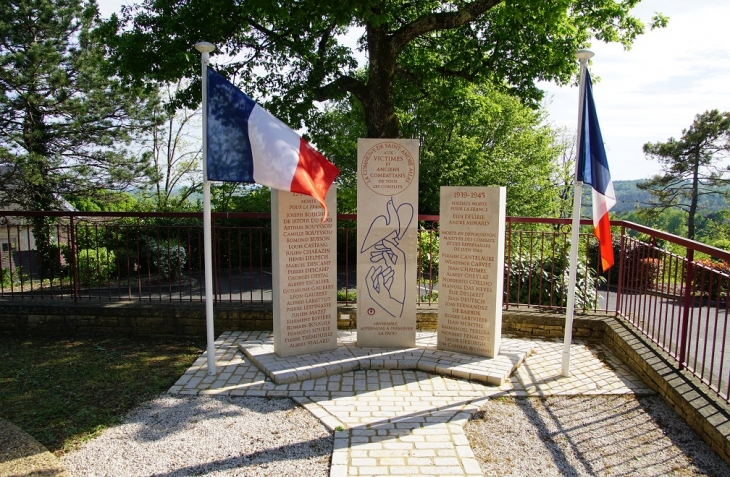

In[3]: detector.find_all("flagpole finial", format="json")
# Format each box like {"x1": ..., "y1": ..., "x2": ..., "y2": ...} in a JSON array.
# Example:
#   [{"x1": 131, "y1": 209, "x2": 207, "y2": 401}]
[
  {"x1": 575, "y1": 49, "x2": 595, "y2": 61},
  {"x1": 195, "y1": 42, "x2": 216, "y2": 53}
]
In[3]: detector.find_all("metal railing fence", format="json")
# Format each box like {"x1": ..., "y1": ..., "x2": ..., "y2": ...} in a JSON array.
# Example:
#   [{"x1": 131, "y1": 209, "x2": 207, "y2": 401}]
[{"x1": 2, "y1": 210, "x2": 730, "y2": 400}]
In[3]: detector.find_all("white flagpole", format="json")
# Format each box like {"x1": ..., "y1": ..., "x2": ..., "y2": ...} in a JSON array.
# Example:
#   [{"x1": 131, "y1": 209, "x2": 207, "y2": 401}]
[
  {"x1": 196, "y1": 41, "x2": 217, "y2": 375},
  {"x1": 561, "y1": 49, "x2": 594, "y2": 377}
]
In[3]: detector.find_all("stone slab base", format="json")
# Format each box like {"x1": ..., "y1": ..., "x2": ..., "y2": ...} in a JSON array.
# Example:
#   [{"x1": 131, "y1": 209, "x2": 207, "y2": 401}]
[{"x1": 238, "y1": 330, "x2": 533, "y2": 386}]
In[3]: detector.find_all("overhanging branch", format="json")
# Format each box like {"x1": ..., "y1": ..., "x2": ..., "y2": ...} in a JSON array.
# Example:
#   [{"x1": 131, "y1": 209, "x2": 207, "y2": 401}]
[
  {"x1": 392, "y1": 0, "x2": 501, "y2": 52},
  {"x1": 313, "y1": 75, "x2": 368, "y2": 104}
]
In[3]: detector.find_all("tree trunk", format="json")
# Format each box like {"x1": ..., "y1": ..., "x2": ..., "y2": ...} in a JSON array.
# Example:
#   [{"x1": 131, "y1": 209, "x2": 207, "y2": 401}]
[
  {"x1": 362, "y1": 23, "x2": 400, "y2": 138},
  {"x1": 23, "y1": 97, "x2": 60, "y2": 277},
  {"x1": 688, "y1": 155, "x2": 700, "y2": 240}
]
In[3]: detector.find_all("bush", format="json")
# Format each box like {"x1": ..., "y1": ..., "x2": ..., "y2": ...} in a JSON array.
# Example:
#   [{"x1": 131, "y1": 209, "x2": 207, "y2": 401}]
[
  {"x1": 76, "y1": 248, "x2": 116, "y2": 285},
  {"x1": 588, "y1": 238, "x2": 622, "y2": 285},
  {"x1": 145, "y1": 239, "x2": 187, "y2": 280},
  {"x1": 621, "y1": 241, "x2": 664, "y2": 289},
  {"x1": 420, "y1": 289, "x2": 438, "y2": 303},
  {"x1": 507, "y1": 253, "x2": 603, "y2": 310},
  {"x1": 418, "y1": 227, "x2": 439, "y2": 281},
  {"x1": 337, "y1": 288, "x2": 356, "y2": 302},
  {"x1": 692, "y1": 258, "x2": 730, "y2": 300},
  {"x1": 633, "y1": 258, "x2": 663, "y2": 288},
  {"x1": 114, "y1": 249, "x2": 139, "y2": 277},
  {"x1": 0, "y1": 267, "x2": 27, "y2": 287}
]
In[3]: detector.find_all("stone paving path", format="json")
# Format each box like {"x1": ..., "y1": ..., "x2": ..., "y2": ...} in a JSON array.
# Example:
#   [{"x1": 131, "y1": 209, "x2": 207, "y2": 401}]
[{"x1": 169, "y1": 331, "x2": 652, "y2": 477}]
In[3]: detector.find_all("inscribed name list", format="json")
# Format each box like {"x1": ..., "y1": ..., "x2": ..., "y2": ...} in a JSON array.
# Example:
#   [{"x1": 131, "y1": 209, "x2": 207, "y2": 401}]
[
  {"x1": 272, "y1": 187, "x2": 337, "y2": 357},
  {"x1": 357, "y1": 139, "x2": 419, "y2": 348},
  {"x1": 437, "y1": 186, "x2": 505, "y2": 358}
]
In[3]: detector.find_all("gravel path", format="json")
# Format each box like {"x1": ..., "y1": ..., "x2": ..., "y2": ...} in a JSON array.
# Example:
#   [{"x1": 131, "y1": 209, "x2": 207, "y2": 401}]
[
  {"x1": 465, "y1": 395, "x2": 730, "y2": 476},
  {"x1": 59, "y1": 390, "x2": 730, "y2": 476},
  {"x1": 61, "y1": 395, "x2": 332, "y2": 477}
]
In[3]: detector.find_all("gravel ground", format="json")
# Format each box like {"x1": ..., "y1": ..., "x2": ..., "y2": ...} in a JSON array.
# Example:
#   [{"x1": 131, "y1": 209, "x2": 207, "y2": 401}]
[
  {"x1": 61, "y1": 395, "x2": 332, "y2": 477},
  {"x1": 60, "y1": 392, "x2": 730, "y2": 476},
  {"x1": 465, "y1": 395, "x2": 730, "y2": 476}
]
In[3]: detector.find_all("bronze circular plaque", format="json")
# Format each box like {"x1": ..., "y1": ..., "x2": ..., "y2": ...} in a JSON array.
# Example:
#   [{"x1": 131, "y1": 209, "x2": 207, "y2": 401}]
[{"x1": 360, "y1": 142, "x2": 416, "y2": 196}]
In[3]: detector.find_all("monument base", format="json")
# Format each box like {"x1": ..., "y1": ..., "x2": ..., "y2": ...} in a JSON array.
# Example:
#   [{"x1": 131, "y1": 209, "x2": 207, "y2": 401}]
[{"x1": 238, "y1": 330, "x2": 533, "y2": 385}]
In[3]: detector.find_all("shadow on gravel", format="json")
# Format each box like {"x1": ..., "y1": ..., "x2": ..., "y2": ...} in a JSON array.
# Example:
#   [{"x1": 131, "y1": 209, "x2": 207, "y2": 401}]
[
  {"x1": 145, "y1": 436, "x2": 333, "y2": 477},
  {"x1": 114, "y1": 395, "x2": 333, "y2": 476},
  {"x1": 468, "y1": 395, "x2": 730, "y2": 476}
]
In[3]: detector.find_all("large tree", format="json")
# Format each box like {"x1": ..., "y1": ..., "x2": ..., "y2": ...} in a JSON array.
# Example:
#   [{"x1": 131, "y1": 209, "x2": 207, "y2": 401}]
[
  {"x1": 310, "y1": 80, "x2": 562, "y2": 215},
  {"x1": 101, "y1": 0, "x2": 665, "y2": 139},
  {"x1": 639, "y1": 110, "x2": 730, "y2": 240},
  {"x1": 0, "y1": 0, "x2": 160, "y2": 271}
]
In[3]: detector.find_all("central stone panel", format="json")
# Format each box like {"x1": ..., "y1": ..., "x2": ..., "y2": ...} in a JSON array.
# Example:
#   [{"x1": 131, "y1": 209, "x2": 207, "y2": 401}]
[{"x1": 356, "y1": 139, "x2": 419, "y2": 348}]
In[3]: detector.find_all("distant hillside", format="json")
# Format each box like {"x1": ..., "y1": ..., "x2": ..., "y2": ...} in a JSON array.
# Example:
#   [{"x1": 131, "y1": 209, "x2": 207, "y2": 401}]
[
  {"x1": 611, "y1": 180, "x2": 650, "y2": 213},
  {"x1": 583, "y1": 179, "x2": 728, "y2": 214}
]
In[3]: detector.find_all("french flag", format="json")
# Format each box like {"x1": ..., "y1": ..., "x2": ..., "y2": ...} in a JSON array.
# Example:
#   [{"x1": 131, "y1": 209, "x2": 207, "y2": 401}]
[
  {"x1": 206, "y1": 67, "x2": 339, "y2": 218},
  {"x1": 577, "y1": 70, "x2": 616, "y2": 271}
]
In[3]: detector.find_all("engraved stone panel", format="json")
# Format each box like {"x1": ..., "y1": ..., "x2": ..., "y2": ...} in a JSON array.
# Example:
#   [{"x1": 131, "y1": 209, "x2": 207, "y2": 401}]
[
  {"x1": 272, "y1": 187, "x2": 337, "y2": 357},
  {"x1": 437, "y1": 186, "x2": 506, "y2": 357},
  {"x1": 357, "y1": 139, "x2": 419, "y2": 348}
]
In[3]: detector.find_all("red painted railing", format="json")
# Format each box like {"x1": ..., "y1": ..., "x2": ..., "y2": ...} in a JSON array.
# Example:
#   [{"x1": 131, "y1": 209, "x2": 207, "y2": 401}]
[{"x1": 2, "y1": 210, "x2": 730, "y2": 400}]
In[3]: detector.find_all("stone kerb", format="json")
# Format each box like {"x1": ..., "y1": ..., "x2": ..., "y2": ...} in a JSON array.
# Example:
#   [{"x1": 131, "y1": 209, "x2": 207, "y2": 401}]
[
  {"x1": 356, "y1": 139, "x2": 419, "y2": 348},
  {"x1": 437, "y1": 186, "x2": 506, "y2": 358},
  {"x1": 238, "y1": 335, "x2": 533, "y2": 386},
  {"x1": 271, "y1": 188, "x2": 338, "y2": 357}
]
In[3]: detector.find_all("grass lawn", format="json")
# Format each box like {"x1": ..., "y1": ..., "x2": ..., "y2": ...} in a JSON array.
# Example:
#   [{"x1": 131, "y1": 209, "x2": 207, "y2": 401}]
[{"x1": 0, "y1": 334, "x2": 204, "y2": 456}]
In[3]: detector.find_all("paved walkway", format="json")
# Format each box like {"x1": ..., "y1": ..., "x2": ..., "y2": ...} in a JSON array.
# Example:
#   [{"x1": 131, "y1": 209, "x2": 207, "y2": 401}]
[{"x1": 170, "y1": 331, "x2": 652, "y2": 477}]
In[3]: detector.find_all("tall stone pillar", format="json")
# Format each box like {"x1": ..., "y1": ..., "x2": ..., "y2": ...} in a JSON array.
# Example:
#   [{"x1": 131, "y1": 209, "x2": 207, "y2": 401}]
[{"x1": 356, "y1": 139, "x2": 419, "y2": 348}]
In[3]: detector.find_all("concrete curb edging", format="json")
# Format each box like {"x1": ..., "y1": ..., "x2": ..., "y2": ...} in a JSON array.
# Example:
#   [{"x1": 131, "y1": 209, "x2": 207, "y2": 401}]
[{"x1": 238, "y1": 336, "x2": 534, "y2": 386}]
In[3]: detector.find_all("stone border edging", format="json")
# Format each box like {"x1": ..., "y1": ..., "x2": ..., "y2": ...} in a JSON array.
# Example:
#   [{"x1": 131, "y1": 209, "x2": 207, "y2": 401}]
[{"x1": 239, "y1": 336, "x2": 534, "y2": 386}]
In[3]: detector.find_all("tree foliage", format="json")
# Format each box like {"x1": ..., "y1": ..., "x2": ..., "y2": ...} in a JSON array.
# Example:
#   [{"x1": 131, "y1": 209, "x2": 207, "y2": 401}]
[
  {"x1": 309, "y1": 79, "x2": 562, "y2": 215},
  {"x1": 0, "y1": 0, "x2": 161, "y2": 272},
  {"x1": 0, "y1": 0, "x2": 160, "y2": 212},
  {"x1": 638, "y1": 110, "x2": 730, "y2": 240},
  {"x1": 101, "y1": 0, "x2": 665, "y2": 138}
]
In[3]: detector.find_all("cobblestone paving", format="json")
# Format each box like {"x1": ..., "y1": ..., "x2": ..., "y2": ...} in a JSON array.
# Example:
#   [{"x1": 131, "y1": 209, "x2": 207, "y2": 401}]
[{"x1": 169, "y1": 331, "x2": 652, "y2": 477}]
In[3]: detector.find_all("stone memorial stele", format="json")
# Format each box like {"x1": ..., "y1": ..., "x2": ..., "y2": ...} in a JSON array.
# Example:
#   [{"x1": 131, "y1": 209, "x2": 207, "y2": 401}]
[
  {"x1": 356, "y1": 139, "x2": 419, "y2": 348},
  {"x1": 271, "y1": 187, "x2": 337, "y2": 357},
  {"x1": 437, "y1": 186, "x2": 506, "y2": 358}
]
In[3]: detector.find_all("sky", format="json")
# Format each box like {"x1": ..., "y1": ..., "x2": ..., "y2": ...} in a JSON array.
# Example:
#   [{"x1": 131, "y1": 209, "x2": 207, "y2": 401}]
[
  {"x1": 97, "y1": 0, "x2": 730, "y2": 181},
  {"x1": 540, "y1": 0, "x2": 730, "y2": 181}
]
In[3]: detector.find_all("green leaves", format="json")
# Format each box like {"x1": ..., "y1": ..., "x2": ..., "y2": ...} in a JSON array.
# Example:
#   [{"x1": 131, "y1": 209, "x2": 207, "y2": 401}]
[
  {"x1": 0, "y1": 0, "x2": 162, "y2": 212},
  {"x1": 309, "y1": 77, "x2": 563, "y2": 216},
  {"x1": 101, "y1": 0, "x2": 658, "y2": 138}
]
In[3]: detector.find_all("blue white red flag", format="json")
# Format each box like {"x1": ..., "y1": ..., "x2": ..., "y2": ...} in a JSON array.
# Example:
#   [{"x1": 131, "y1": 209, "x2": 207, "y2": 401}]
[
  {"x1": 577, "y1": 70, "x2": 616, "y2": 271},
  {"x1": 206, "y1": 67, "x2": 339, "y2": 219}
]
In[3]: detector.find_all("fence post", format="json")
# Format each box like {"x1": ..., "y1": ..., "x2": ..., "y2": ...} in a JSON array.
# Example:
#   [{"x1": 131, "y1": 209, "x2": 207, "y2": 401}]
[
  {"x1": 504, "y1": 219, "x2": 512, "y2": 310},
  {"x1": 69, "y1": 215, "x2": 79, "y2": 302},
  {"x1": 678, "y1": 248, "x2": 695, "y2": 369},
  {"x1": 615, "y1": 224, "x2": 626, "y2": 315}
]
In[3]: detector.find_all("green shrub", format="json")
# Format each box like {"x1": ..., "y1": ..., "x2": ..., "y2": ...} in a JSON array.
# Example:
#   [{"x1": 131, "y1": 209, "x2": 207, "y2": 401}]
[
  {"x1": 692, "y1": 258, "x2": 730, "y2": 300},
  {"x1": 114, "y1": 249, "x2": 139, "y2": 277},
  {"x1": 507, "y1": 253, "x2": 603, "y2": 310},
  {"x1": 418, "y1": 227, "x2": 439, "y2": 281},
  {"x1": 337, "y1": 288, "x2": 356, "y2": 302},
  {"x1": 76, "y1": 248, "x2": 116, "y2": 285},
  {"x1": 1, "y1": 267, "x2": 14, "y2": 287},
  {"x1": 145, "y1": 239, "x2": 187, "y2": 280},
  {"x1": 420, "y1": 290, "x2": 438, "y2": 302}
]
